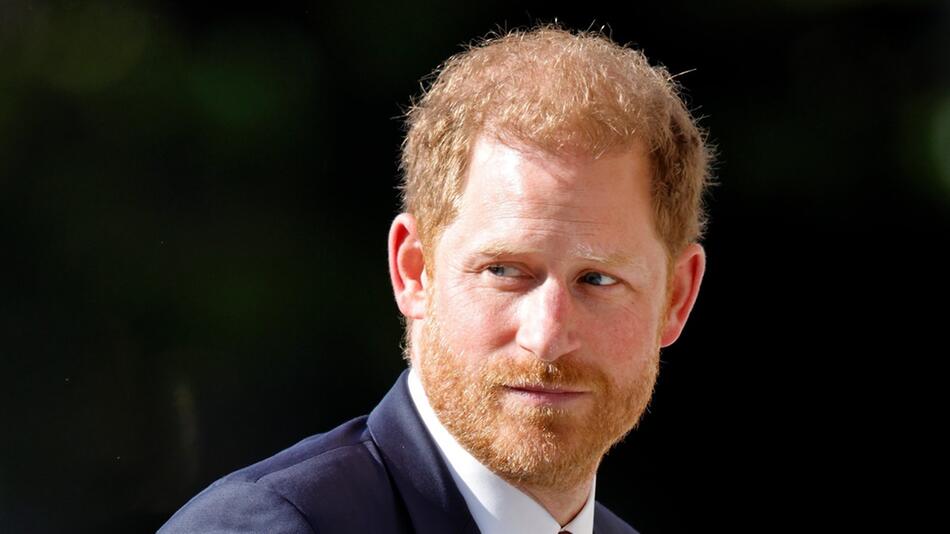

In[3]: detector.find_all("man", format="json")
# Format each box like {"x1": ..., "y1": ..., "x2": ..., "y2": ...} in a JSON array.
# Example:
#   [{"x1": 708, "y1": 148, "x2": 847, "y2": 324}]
[{"x1": 161, "y1": 25, "x2": 710, "y2": 534}]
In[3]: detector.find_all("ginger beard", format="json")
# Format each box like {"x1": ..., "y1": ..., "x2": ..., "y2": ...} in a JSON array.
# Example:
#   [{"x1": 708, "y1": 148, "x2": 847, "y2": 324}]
[{"x1": 416, "y1": 307, "x2": 661, "y2": 492}]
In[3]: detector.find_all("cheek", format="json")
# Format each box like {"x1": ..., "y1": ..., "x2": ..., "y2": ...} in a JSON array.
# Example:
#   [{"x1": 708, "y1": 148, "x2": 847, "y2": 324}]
[
  {"x1": 434, "y1": 285, "x2": 519, "y2": 355},
  {"x1": 582, "y1": 303, "x2": 662, "y2": 367}
]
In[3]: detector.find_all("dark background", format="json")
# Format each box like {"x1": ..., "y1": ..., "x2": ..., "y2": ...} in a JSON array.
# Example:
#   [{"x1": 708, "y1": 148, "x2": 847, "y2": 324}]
[{"x1": 1, "y1": 0, "x2": 947, "y2": 532}]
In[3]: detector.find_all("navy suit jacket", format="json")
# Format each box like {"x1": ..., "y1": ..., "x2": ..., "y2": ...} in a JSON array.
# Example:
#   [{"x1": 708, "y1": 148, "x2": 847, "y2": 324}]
[{"x1": 159, "y1": 370, "x2": 639, "y2": 533}]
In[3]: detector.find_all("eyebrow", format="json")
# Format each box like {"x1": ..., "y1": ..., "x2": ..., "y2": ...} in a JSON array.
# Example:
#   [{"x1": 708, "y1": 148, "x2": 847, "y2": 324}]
[{"x1": 474, "y1": 242, "x2": 649, "y2": 274}]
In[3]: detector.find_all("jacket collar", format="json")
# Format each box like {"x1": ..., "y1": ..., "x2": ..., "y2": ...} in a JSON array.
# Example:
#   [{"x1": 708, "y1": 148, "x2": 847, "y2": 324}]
[{"x1": 367, "y1": 369, "x2": 480, "y2": 534}]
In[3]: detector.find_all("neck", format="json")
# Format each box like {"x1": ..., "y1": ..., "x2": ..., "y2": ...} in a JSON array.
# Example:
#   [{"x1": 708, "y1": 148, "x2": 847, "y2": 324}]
[{"x1": 516, "y1": 475, "x2": 595, "y2": 526}]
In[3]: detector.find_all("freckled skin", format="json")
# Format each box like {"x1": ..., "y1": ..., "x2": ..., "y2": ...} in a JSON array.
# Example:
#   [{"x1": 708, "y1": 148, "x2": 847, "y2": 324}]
[
  {"x1": 388, "y1": 128, "x2": 707, "y2": 523},
  {"x1": 411, "y1": 135, "x2": 683, "y2": 523},
  {"x1": 431, "y1": 136, "x2": 669, "y2": 387}
]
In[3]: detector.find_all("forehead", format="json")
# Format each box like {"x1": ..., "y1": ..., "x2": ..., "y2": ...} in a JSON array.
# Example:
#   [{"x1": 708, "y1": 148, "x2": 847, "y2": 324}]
[
  {"x1": 441, "y1": 135, "x2": 664, "y2": 266},
  {"x1": 458, "y1": 135, "x2": 654, "y2": 224}
]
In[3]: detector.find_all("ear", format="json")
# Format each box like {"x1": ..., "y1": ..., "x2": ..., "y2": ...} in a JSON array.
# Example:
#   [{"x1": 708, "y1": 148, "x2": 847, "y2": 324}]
[
  {"x1": 659, "y1": 243, "x2": 706, "y2": 348},
  {"x1": 388, "y1": 213, "x2": 428, "y2": 320}
]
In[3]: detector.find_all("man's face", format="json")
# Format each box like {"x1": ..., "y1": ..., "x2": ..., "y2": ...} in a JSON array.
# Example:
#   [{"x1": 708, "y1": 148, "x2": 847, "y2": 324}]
[{"x1": 415, "y1": 135, "x2": 670, "y2": 491}]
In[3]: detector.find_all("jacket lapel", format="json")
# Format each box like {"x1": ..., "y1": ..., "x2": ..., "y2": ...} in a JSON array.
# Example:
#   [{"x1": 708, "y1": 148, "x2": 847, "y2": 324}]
[{"x1": 368, "y1": 370, "x2": 480, "y2": 534}]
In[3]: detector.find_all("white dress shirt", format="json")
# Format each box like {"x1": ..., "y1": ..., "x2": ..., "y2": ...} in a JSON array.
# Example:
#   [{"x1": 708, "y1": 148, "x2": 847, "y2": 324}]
[{"x1": 407, "y1": 368, "x2": 596, "y2": 534}]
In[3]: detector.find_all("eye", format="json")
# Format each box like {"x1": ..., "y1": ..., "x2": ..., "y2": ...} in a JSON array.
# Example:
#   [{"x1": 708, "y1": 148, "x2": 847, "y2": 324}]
[
  {"x1": 486, "y1": 264, "x2": 526, "y2": 278},
  {"x1": 580, "y1": 271, "x2": 618, "y2": 286}
]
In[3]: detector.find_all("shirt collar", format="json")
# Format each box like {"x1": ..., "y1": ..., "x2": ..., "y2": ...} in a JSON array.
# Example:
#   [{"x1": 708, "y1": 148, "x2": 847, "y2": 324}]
[{"x1": 407, "y1": 368, "x2": 596, "y2": 534}]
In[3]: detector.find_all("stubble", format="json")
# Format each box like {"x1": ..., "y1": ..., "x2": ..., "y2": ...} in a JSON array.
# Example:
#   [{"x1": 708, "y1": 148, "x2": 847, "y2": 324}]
[{"x1": 416, "y1": 311, "x2": 660, "y2": 492}]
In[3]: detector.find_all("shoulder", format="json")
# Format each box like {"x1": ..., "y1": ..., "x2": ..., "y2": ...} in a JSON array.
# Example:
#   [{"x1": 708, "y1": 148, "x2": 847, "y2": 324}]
[
  {"x1": 158, "y1": 478, "x2": 315, "y2": 534},
  {"x1": 224, "y1": 416, "x2": 386, "y2": 494},
  {"x1": 160, "y1": 416, "x2": 405, "y2": 533},
  {"x1": 594, "y1": 501, "x2": 640, "y2": 534}
]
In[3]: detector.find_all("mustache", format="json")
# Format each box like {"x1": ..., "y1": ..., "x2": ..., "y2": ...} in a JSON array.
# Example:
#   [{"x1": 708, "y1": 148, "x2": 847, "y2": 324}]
[{"x1": 481, "y1": 358, "x2": 608, "y2": 392}]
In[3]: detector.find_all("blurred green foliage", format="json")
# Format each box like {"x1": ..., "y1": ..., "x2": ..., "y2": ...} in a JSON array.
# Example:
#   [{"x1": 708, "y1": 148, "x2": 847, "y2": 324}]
[
  {"x1": 0, "y1": 0, "x2": 946, "y2": 532},
  {"x1": 931, "y1": 96, "x2": 950, "y2": 193}
]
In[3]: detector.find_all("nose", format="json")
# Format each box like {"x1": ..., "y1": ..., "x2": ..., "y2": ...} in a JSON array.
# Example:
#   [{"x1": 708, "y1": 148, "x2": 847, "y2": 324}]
[{"x1": 515, "y1": 278, "x2": 581, "y2": 362}]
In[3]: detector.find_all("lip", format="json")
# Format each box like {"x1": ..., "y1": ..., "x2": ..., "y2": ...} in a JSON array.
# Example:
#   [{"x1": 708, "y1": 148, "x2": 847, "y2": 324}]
[{"x1": 502, "y1": 385, "x2": 590, "y2": 404}]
